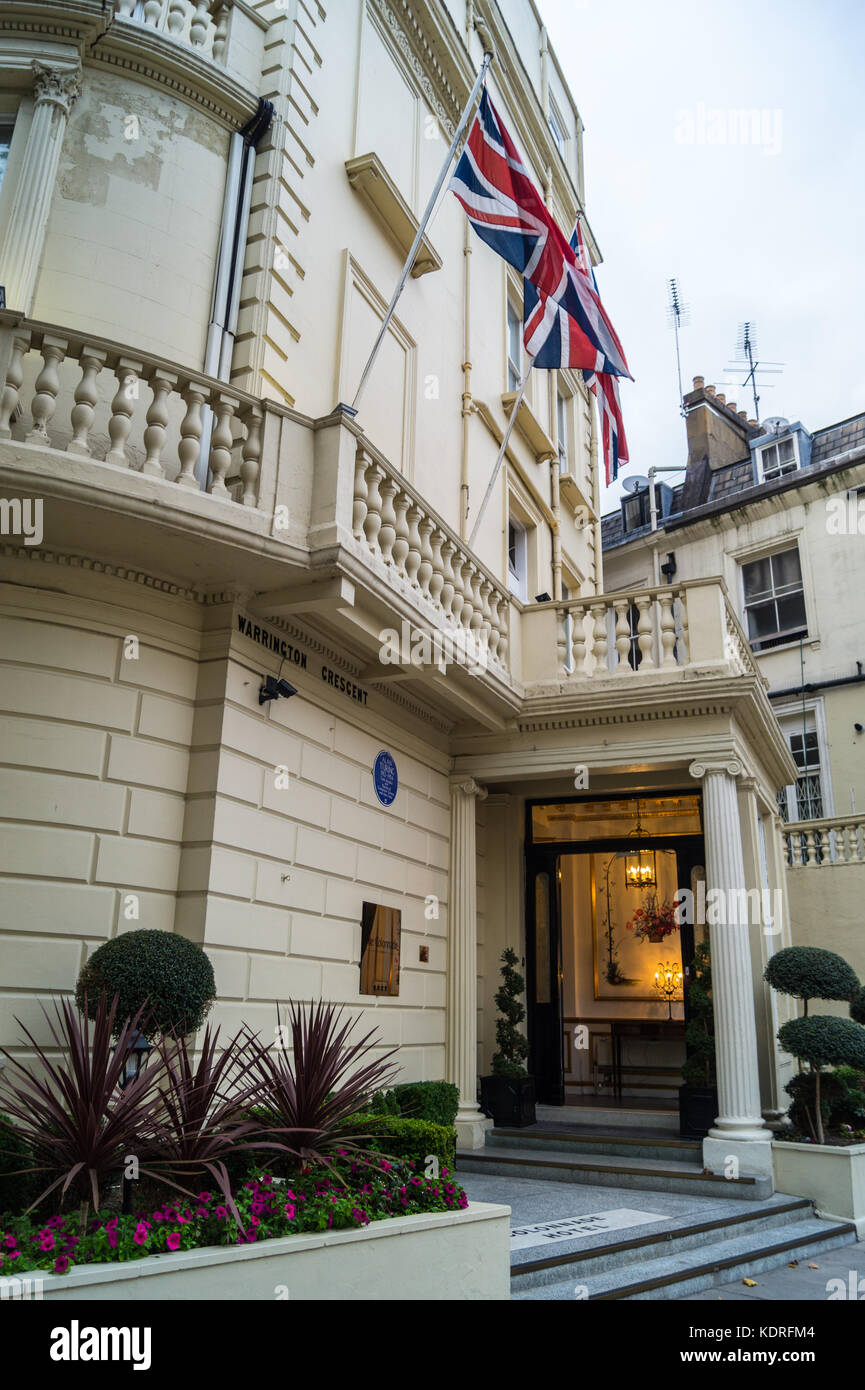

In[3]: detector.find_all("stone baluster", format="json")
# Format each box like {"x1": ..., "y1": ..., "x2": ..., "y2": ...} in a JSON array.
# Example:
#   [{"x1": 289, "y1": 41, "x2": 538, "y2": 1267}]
[
  {"x1": 141, "y1": 368, "x2": 177, "y2": 478},
  {"x1": 143, "y1": 0, "x2": 163, "y2": 25},
  {"x1": 189, "y1": 0, "x2": 210, "y2": 46},
  {"x1": 391, "y1": 491, "x2": 410, "y2": 578},
  {"x1": 177, "y1": 381, "x2": 206, "y2": 488},
  {"x1": 834, "y1": 822, "x2": 848, "y2": 866},
  {"x1": 805, "y1": 829, "x2": 818, "y2": 867},
  {"x1": 636, "y1": 594, "x2": 658, "y2": 670},
  {"x1": 440, "y1": 540, "x2": 457, "y2": 623},
  {"x1": 405, "y1": 505, "x2": 423, "y2": 590},
  {"x1": 478, "y1": 579, "x2": 494, "y2": 662},
  {"x1": 449, "y1": 549, "x2": 465, "y2": 628},
  {"x1": 25, "y1": 335, "x2": 66, "y2": 444},
  {"x1": 470, "y1": 570, "x2": 485, "y2": 651},
  {"x1": 589, "y1": 602, "x2": 609, "y2": 677},
  {"x1": 212, "y1": 1, "x2": 231, "y2": 62},
  {"x1": 677, "y1": 589, "x2": 690, "y2": 663},
  {"x1": 378, "y1": 478, "x2": 398, "y2": 566},
  {"x1": 572, "y1": 604, "x2": 588, "y2": 674},
  {"x1": 352, "y1": 449, "x2": 369, "y2": 540},
  {"x1": 658, "y1": 589, "x2": 678, "y2": 667},
  {"x1": 613, "y1": 598, "x2": 631, "y2": 675},
  {"x1": 116, "y1": 0, "x2": 136, "y2": 14},
  {"x1": 495, "y1": 594, "x2": 510, "y2": 667},
  {"x1": 557, "y1": 608, "x2": 568, "y2": 673},
  {"x1": 0, "y1": 330, "x2": 31, "y2": 439},
  {"x1": 459, "y1": 559, "x2": 475, "y2": 632},
  {"x1": 428, "y1": 528, "x2": 445, "y2": 609},
  {"x1": 485, "y1": 586, "x2": 500, "y2": 663},
  {"x1": 67, "y1": 347, "x2": 108, "y2": 457},
  {"x1": 362, "y1": 460, "x2": 383, "y2": 554},
  {"x1": 239, "y1": 403, "x2": 262, "y2": 506},
  {"x1": 167, "y1": 0, "x2": 187, "y2": 36},
  {"x1": 208, "y1": 391, "x2": 236, "y2": 497},
  {"x1": 417, "y1": 516, "x2": 435, "y2": 601},
  {"x1": 106, "y1": 357, "x2": 142, "y2": 467}
]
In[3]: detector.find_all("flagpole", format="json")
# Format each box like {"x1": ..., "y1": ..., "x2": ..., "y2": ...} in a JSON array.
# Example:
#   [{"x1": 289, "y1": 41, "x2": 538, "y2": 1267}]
[
  {"x1": 467, "y1": 355, "x2": 532, "y2": 550},
  {"x1": 349, "y1": 51, "x2": 492, "y2": 414}
]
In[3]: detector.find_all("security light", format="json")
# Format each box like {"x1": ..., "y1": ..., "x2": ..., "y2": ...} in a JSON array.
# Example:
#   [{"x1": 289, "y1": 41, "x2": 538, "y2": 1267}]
[
  {"x1": 259, "y1": 675, "x2": 297, "y2": 705},
  {"x1": 535, "y1": 591, "x2": 552, "y2": 603},
  {"x1": 277, "y1": 678, "x2": 297, "y2": 699}
]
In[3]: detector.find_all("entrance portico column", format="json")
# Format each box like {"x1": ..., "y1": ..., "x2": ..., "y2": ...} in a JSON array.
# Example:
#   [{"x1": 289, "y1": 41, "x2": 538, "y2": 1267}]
[
  {"x1": 446, "y1": 776, "x2": 491, "y2": 1151},
  {"x1": 689, "y1": 759, "x2": 773, "y2": 1180}
]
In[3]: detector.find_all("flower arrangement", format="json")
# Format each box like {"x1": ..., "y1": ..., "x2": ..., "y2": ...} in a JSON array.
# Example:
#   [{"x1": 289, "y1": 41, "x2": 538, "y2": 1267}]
[
  {"x1": 0, "y1": 1157, "x2": 468, "y2": 1277},
  {"x1": 625, "y1": 896, "x2": 679, "y2": 943}
]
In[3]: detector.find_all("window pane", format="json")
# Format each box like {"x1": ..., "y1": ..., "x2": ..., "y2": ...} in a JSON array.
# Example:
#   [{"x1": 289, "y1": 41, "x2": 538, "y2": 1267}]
[
  {"x1": 762, "y1": 444, "x2": 778, "y2": 472},
  {"x1": 0, "y1": 125, "x2": 13, "y2": 190},
  {"x1": 507, "y1": 301, "x2": 521, "y2": 362},
  {"x1": 778, "y1": 438, "x2": 795, "y2": 462},
  {"x1": 771, "y1": 548, "x2": 802, "y2": 589},
  {"x1": 535, "y1": 872, "x2": 550, "y2": 1004},
  {"x1": 743, "y1": 556, "x2": 772, "y2": 600},
  {"x1": 775, "y1": 591, "x2": 807, "y2": 634},
  {"x1": 746, "y1": 600, "x2": 780, "y2": 640}
]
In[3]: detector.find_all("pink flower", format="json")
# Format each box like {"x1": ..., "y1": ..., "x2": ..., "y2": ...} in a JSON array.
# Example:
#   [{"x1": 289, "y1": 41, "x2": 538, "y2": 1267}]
[
  {"x1": 166, "y1": 1232, "x2": 181, "y2": 1252},
  {"x1": 215, "y1": 1206, "x2": 228, "y2": 1220},
  {"x1": 53, "y1": 1254, "x2": 70, "y2": 1274},
  {"x1": 39, "y1": 1232, "x2": 55, "y2": 1252},
  {"x1": 133, "y1": 1223, "x2": 149, "y2": 1246},
  {"x1": 197, "y1": 1191, "x2": 212, "y2": 1202},
  {"x1": 284, "y1": 1203, "x2": 296, "y2": 1220}
]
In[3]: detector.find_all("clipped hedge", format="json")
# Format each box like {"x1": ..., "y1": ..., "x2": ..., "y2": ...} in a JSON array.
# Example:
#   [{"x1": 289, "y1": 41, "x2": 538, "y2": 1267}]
[
  {"x1": 348, "y1": 1115, "x2": 456, "y2": 1173},
  {"x1": 76, "y1": 930, "x2": 216, "y2": 1039},
  {"x1": 0, "y1": 1113, "x2": 38, "y2": 1217},
  {"x1": 370, "y1": 1081, "x2": 459, "y2": 1128},
  {"x1": 764, "y1": 946, "x2": 859, "y2": 1010}
]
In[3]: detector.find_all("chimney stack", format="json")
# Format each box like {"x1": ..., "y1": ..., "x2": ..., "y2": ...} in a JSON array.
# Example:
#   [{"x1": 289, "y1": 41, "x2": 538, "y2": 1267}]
[{"x1": 682, "y1": 371, "x2": 756, "y2": 472}]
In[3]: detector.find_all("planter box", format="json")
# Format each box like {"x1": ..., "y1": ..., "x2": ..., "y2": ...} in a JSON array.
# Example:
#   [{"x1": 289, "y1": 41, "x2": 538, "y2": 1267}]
[
  {"x1": 772, "y1": 1140, "x2": 865, "y2": 1237},
  {"x1": 678, "y1": 1084, "x2": 718, "y2": 1139},
  {"x1": 30, "y1": 1202, "x2": 511, "y2": 1302},
  {"x1": 480, "y1": 1073, "x2": 536, "y2": 1127}
]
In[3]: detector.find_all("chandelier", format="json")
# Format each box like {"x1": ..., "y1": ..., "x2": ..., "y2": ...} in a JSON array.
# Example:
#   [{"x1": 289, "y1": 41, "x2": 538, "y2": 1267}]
[{"x1": 624, "y1": 798, "x2": 657, "y2": 889}]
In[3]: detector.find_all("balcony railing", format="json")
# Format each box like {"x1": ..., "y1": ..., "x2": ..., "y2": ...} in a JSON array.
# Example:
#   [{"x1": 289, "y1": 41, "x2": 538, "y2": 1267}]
[
  {"x1": 350, "y1": 439, "x2": 512, "y2": 675},
  {"x1": 0, "y1": 317, "x2": 264, "y2": 507},
  {"x1": 114, "y1": 0, "x2": 234, "y2": 66},
  {"x1": 782, "y1": 815, "x2": 865, "y2": 867}
]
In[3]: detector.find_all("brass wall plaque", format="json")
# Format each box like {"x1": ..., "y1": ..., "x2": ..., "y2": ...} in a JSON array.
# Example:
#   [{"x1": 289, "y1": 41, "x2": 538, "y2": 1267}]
[{"x1": 360, "y1": 902, "x2": 401, "y2": 996}]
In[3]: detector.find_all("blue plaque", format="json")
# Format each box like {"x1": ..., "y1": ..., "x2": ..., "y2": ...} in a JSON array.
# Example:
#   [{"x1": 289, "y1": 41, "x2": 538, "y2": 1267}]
[{"x1": 373, "y1": 750, "x2": 398, "y2": 806}]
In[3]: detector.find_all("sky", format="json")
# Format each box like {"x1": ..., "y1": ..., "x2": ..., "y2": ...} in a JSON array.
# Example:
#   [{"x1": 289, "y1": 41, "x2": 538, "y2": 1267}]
[{"x1": 536, "y1": 0, "x2": 865, "y2": 511}]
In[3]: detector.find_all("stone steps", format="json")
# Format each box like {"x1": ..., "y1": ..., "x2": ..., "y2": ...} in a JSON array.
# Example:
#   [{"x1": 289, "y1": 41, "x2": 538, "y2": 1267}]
[
  {"x1": 489, "y1": 1126, "x2": 702, "y2": 1164},
  {"x1": 511, "y1": 1213, "x2": 856, "y2": 1300}
]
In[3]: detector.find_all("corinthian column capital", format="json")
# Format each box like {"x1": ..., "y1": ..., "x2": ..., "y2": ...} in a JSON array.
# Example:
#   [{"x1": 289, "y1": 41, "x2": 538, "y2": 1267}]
[
  {"x1": 450, "y1": 776, "x2": 488, "y2": 801},
  {"x1": 32, "y1": 61, "x2": 82, "y2": 116},
  {"x1": 688, "y1": 757, "x2": 744, "y2": 781}
]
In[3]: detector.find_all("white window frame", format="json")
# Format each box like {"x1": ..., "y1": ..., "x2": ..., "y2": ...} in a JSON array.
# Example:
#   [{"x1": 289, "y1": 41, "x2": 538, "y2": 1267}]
[
  {"x1": 774, "y1": 700, "x2": 833, "y2": 824},
  {"x1": 758, "y1": 434, "x2": 799, "y2": 482},
  {"x1": 507, "y1": 516, "x2": 528, "y2": 601},
  {"x1": 548, "y1": 102, "x2": 566, "y2": 155},
  {"x1": 557, "y1": 388, "x2": 570, "y2": 476},
  {"x1": 740, "y1": 544, "x2": 808, "y2": 652},
  {"x1": 506, "y1": 293, "x2": 522, "y2": 392}
]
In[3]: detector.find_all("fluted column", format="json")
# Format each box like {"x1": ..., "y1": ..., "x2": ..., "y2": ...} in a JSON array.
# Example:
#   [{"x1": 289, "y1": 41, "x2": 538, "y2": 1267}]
[
  {"x1": 0, "y1": 62, "x2": 82, "y2": 313},
  {"x1": 446, "y1": 776, "x2": 490, "y2": 1150},
  {"x1": 689, "y1": 758, "x2": 773, "y2": 1178}
]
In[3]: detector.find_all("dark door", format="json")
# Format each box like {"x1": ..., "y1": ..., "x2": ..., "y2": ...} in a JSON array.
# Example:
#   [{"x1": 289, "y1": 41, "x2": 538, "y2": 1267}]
[
  {"x1": 525, "y1": 857, "x2": 564, "y2": 1103},
  {"x1": 675, "y1": 843, "x2": 705, "y2": 1029}
]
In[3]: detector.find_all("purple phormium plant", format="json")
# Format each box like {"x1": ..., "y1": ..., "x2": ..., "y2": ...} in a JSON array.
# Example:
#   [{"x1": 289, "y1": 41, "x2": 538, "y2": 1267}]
[
  {"x1": 141, "y1": 1024, "x2": 283, "y2": 1221},
  {"x1": 252, "y1": 1000, "x2": 400, "y2": 1173},
  {"x1": 0, "y1": 995, "x2": 165, "y2": 1212}
]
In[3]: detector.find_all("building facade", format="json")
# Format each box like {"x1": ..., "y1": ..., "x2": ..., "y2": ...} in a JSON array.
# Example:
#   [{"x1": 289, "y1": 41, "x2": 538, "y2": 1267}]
[
  {"x1": 0, "y1": 0, "x2": 798, "y2": 1179},
  {"x1": 602, "y1": 379, "x2": 865, "y2": 988}
]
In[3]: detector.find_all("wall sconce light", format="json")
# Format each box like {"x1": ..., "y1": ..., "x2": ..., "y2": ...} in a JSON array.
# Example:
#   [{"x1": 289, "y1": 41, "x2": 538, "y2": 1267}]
[
  {"x1": 259, "y1": 675, "x2": 298, "y2": 705},
  {"x1": 653, "y1": 960, "x2": 683, "y2": 1019}
]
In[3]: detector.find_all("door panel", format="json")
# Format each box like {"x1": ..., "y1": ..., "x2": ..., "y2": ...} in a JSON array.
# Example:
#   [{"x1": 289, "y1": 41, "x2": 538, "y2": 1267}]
[{"x1": 526, "y1": 859, "x2": 564, "y2": 1103}]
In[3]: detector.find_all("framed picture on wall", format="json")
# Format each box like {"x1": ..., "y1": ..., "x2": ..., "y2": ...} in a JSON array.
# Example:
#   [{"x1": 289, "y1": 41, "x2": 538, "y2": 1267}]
[
  {"x1": 359, "y1": 902, "x2": 401, "y2": 996},
  {"x1": 592, "y1": 849, "x2": 682, "y2": 1002}
]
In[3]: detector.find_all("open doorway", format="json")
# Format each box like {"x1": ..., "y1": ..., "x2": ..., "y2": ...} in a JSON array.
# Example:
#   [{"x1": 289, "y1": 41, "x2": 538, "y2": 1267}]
[{"x1": 525, "y1": 793, "x2": 705, "y2": 1109}]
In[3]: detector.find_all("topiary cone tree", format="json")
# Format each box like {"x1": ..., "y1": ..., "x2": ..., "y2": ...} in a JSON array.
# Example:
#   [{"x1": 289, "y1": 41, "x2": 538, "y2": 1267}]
[
  {"x1": 763, "y1": 946, "x2": 860, "y2": 1017},
  {"x1": 76, "y1": 930, "x2": 217, "y2": 1040},
  {"x1": 491, "y1": 947, "x2": 530, "y2": 1078},
  {"x1": 778, "y1": 1016, "x2": 865, "y2": 1144}
]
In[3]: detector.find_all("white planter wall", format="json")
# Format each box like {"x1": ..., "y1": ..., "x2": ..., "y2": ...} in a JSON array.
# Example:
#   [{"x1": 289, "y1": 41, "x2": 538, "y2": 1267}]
[
  {"x1": 773, "y1": 1141, "x2": 865, "y2": 1237},
  {"x1": 36, "y1": 1202, "x2": 511, "y2": 1302}
]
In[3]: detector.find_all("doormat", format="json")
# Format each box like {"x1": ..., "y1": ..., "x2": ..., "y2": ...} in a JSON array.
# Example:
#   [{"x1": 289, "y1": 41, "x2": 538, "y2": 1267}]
[{"x1": 510, "y1": 1208, "x2": 666, "y2": 1250}]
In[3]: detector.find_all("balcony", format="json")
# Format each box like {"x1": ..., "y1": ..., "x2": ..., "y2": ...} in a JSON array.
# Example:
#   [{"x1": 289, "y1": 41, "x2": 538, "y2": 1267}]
[{"x1": 782, "y1": 815, "x2": 865, "y2": 867}]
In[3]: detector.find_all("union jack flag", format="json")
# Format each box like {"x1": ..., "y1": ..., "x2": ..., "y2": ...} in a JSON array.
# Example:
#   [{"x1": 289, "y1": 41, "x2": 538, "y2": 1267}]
[
  {"x1": 450, "y1": 89, "x2": 631, "y2": 380},
  {"x1": 526, "y1": 221, "x2": 630, "y2": 486}
]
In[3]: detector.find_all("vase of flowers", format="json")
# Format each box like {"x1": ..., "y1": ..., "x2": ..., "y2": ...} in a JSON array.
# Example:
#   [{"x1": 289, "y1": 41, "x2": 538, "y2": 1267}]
[{"x1": 625, "y1": 896, "x2": 678, "y2": 944}]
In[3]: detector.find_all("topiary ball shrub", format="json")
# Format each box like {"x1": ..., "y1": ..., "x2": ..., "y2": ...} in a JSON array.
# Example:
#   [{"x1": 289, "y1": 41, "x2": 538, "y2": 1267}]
[
  {"x1": 76, "y1": 930, "x2": 216, "y2": 1039},
  {"x1": 851, "y1": 985, "x2": 865, "y2": 1026},
  {"x1": 778, "y1": 1015, "x2": 865, "y2": 1143},
  {"x1": 764, "y1": 946, "x2": 860, "y2": 1013}
]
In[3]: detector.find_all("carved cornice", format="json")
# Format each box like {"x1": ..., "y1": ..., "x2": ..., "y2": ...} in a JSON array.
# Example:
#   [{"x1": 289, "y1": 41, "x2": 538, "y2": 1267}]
[
  {"x1": 518, "y1": 701, "x2": 733, "y2": 734},
  {"x1": 368, "y1": 0, "x2": 466, "y2": 138},
  {"x1": 0, "y1": 542, "x2": 208, "y2": 601}
]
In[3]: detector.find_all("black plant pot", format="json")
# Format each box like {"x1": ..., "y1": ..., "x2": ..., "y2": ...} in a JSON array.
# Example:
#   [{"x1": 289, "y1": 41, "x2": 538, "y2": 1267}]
[
  {"x1": 480, "y1": 1073, "x2": 536, "y2": 1128},
  {"x1": 678, "y1": 1083, "x2": 718, "y2": 1139}
]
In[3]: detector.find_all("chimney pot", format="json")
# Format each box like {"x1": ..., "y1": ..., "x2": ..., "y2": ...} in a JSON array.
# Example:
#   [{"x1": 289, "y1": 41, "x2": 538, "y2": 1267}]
[
  {"x1": 727, "y1": 401, "x2": 737, "y2": 414},
  {"x1": 716, "y1": 393, "x2": 726, "y2": 405},
  {"x1": 693, "y1": 375, "x2": 704, "y2": 389},
  {"x1": 705, "y1": 384, "x2": 715, "y2": 396},
  {"x1": 748, "y1": 418, "x2": 758, "y2": 428},
  {"x1": 738, "y1": 409, "x2": 748, "y2": 420}
]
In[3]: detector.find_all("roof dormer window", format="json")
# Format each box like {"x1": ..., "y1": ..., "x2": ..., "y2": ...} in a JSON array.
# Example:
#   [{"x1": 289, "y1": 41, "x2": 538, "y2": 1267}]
[{"x1": 759, "y1": 435, "x2": 798, "y2": 481}]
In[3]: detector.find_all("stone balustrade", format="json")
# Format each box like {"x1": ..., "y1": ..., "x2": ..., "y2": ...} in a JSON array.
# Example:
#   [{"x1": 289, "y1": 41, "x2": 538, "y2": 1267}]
[
  {"x1": 782, "y1": 815, "x2": 865, "y2": 868},
  {"x1": 553, "y1": 583, "x2": 690, "y2": 677},
  {"x1": 114, "y1": 0, "x2": 234, "y2": 66},
  {"x1": 0, "y1": 317, "x2": 263, "y2": 507},
  {"x1": 350, "y1": 443, "x2": 511, "y2": 674}
]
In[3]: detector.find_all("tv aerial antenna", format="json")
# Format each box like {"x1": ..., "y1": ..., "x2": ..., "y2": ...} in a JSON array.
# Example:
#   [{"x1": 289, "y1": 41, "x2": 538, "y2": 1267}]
[
  {"x1": 667, "y1": 278, "x2": 689, "y2": 417},
  {"x1": 723, "y1": 322, "x2": 784, "y2": 425}
]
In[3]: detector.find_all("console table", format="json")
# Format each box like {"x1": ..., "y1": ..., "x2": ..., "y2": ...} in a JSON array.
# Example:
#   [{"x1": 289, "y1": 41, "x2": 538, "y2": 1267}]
[{"x1": 608, "y1": 1019, "x2": 686, "y2": 1100}]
